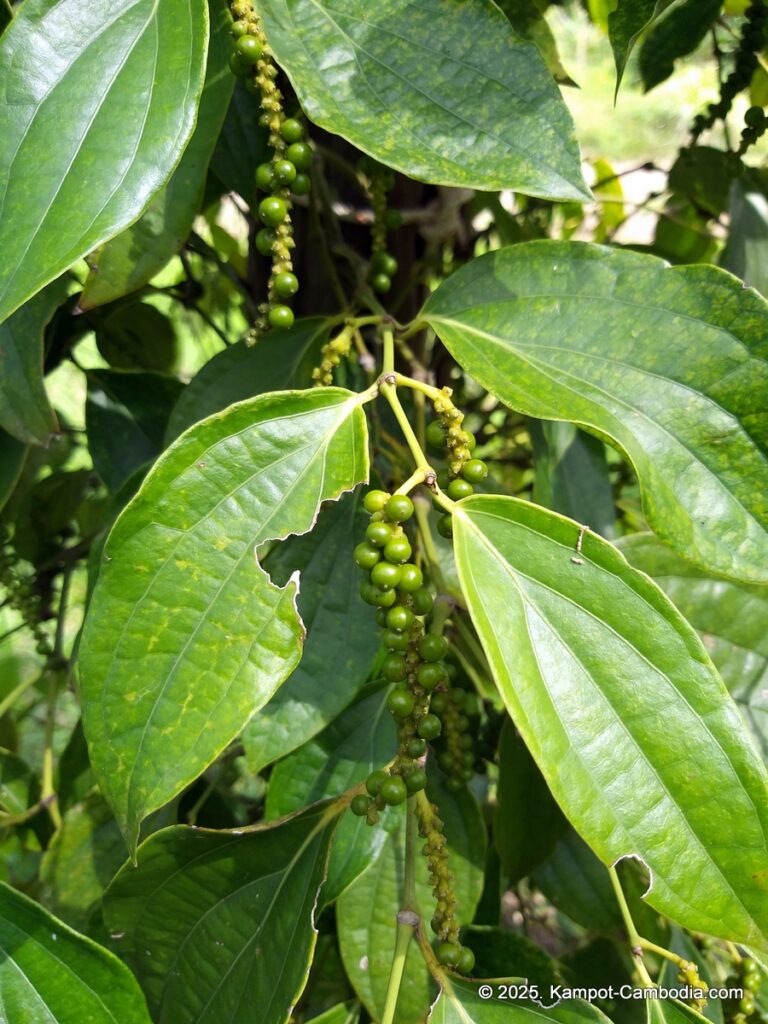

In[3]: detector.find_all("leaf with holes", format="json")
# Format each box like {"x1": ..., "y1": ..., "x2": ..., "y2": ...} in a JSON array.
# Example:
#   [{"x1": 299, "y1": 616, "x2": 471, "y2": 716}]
[
  {"x1": 423, "y1": 241, "x2": 768, "y2": 584},
  {"x1": 0, "y1": 0, "x2": 208, "y2": 324},
  {"x1": 453, "y1": 495, "x2": 768, "y2": 958},
  {"x1": 256, "y1": 0, "x2": 589, "y2": 200},
  {"x1": 78, "y1": 388, "x2": 369, "y2": 852}
]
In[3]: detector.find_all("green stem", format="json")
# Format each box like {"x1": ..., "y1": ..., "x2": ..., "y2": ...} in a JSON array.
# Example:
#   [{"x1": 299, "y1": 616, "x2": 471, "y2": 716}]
[
  {"x1": 383, "y1": 327, "x2": 396, "y2": 375},
  {"x1": 396, "y1": 468, "x2": 427, "y2": 496},
  {"x1": 413, "y1": 498, "x2": 450, "y2": 598},
  {"x1": 454, "y1": 616, "x2": 490, "y2": 679},
  {"x1": 0, "y1": 675, "x2": 38, "y2": 721},
  {"x1": 41, "y1": 672, "x2": 62, "y2": 830},
  {"x1": 608, "y1": 865, "x2": 655, "y2": 988},
  {"x1": 394, "y1": 372, "x2": 444, "y2": 403},
  {"x1": 380, "y1": 382, "x2": 432, "y2": 473},
  {"x1": 381, "y1": 797, "x2": 419, "y2": 1024}
]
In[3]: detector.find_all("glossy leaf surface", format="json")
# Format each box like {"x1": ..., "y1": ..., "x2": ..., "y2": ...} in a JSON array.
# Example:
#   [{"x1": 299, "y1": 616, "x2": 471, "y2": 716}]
[
  {"x1": 423, "y1": 241, "x2": 768, "y2": 583},
  {"x1": 638, "y1": 0, "x2": 721, "y2": 91},
  {"x1": 79, "y1": 388, "x2": 369, "y2": 851},
  {"x1": 618, "y1": 533, "x2": 768, "y2": 760},
  {"x1": 78, "y1": 0, "x2": 233, "y2": 309},
  {"x1": 266, "y1": 683, "x2": 395, "y2": 903},
  {"x1": 210, "y1": 80, "x2": 270, "y2": 198},
  {"x1": 453, "y1": 495, "x2": 768, "y2": 956},
  {"x1": 104, "y1": 802, "x2": 341, "y2": 1024},
  {"x1": 244, "y1": 490, "x2": 380, "y2": 775},
  {"x1": 166, "y1": 317, "x2": 329, "y2": 440},
  {"x1": 0, "y1": 279, "x2": 67, "y2": 444},
  {"x1": 608, "y1": 1, "x2": 669, "y2": 90},
  {"x1": 0, "y1": 882, "x2": 152, "y2": 1023},
  {"x1": 0, "y1": 0, "x2": 208, "y2": 323},
  {"x1": 338, "y1": 770, "x2": 486, "y2": 1023},
  {"x1": 256, "y1": 0, "x2": 589, "y2": 199}
]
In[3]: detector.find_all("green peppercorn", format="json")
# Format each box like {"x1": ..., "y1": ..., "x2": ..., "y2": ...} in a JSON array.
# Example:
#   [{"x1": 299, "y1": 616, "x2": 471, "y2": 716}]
[
  {"x1": 405, "y1": 767, "x2": 427, "y2": 793},
  {"x1": 366, "y1": 521, "x2": 394, "y2": 548},
  {"x1": 382, "y1": 652, "x2": 407, "y2": 681},
  {"x1": 286, "y1": 141, "x2": 313, "y2": 170},
  {"x1": 437, "y1": 941, "x2": 462, "y2": 967},
  {"x1": 386, "y1": 605, "x2": 415, "y2": 631},
  {"x1": 371, "y1": 251, "x2": 398, "y2": 276},
  {"x1": 383, "y1": 629, "x2": 410, "y2": 651},
  {"x1": 457, "y1": 946, "x2": 475, "y2": 974},
  {"x1": 274, "y1": 272, "x2": 299, "y2": 298},
  {"x1": 420, "y1": 634, "x2": 448, "y2": 662},
  {"x1": 292, "y1": 172, "x2": 311, "y2": 195},
  {"x1": 366, "y1": 769, "x2": 388, "y2": 796},
  {"x1": 354, "y1": 542, "x2": 381, "y2": 570},
  {"x1": 426, "y1": 420, "x2": 447, "y2": 450},
  {"x1": 255, "y1": 228, "x2": 276, "y2": 256},
  {"x1": 386, "y1": 494, "x2": 414, "y2": 522},
  {"x1": 350, "y1": 794, "x2": 370, "y2": 816},
  {"x1": 364, "y1": 489, "x2": 390, "y2": 513},
  {"x1": 380, "y1": 775, "x2": 408, "y2": 805},
  {"x1": 398, "y1": 563, "x2": 423, "y2": 592},
  {"x1": 383, "y1": 535, "x2": 412, "y2": 564},
  {"x1": 418, "y1": 714, "x2": 442, "y2": 740},
  {"x1": 273, "y1": 159, "x2": 297, "y2": 185},
  {"x1": 462, "y1": 459, "x2": 488, "y2": 483},
  {"x1": 407, "y1": 738, "x2": 427, "y2": 757},
  {"x1": 411, "y1": 588, "x2": 434, "y2": 616},
  {"x1": 229, "y1": 52, "x2": 252, "y2": 77},
  {"x1": 437, "y1": 514, "x2": 453, "y2": 539},
  {"x1": 278, "y1": 119, "x2": 301, "y2": 145},
  {"x1": 371, "y1": 562, "x2": 402, "y2": 589},
  {"x1": 235, "y1": 35, "x2": 263, "y2": 62},
  {"x1": 259, "y1": 196, "x2": 288, "y2": 227},
  {"x1": 387, "y1": 689, "x2": 415, "y2": 717},
  {"x1": 268, "y1": 305, "x2": 294, "y2": 330},
  {"x1": 447, "y1": 478, "x2": 474, "y2": 501}
]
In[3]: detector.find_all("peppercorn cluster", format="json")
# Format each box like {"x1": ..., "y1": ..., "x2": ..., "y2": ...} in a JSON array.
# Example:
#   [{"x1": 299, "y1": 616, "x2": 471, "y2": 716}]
[
  {"x1": 731, "y1": 956, "x2": 763, "y2": 1023},
  {"x1": 0, "y1": 537, "x2": 53, "y2": 659},
  {"x1": 425, "y1": 389, "x2": 488, "y2": 539},
  {"x1": 418, "y1": 795, "x2": 475, "y2": 974},
  {"x1": 228, "y1": 0, "x2": 314, "y2": 333},
  {"x1": 359, "y1": 159, "x2": 400, "y2": 296},
  {"x1": 676, "y1": 960, "x2": 708, "y2": 1014},
  {"x1": 691, "y1": 2, "x2": 767, "y2": 143},
  {"x1": 312, "y1": 327, "x2": 353, "y2": 387}
]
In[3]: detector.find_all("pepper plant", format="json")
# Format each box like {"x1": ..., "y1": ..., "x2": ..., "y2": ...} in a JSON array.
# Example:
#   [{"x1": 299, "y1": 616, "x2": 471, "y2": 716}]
[{"x1": 1, "y1": 0, "x2": 768, "y2": 1022}]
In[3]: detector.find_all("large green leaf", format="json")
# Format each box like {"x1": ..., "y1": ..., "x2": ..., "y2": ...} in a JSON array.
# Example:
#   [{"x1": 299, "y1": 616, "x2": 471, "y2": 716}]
[
  {"x1": 103, "y1": 802, "x2": 342, "y2": 1024},
  {"x1": 0, "y1": 0, "x2": 208, "y2": 324},
  {"x1": 618, "y1": 533, "x2": 768, "y2": 760},
  {"x1": 430, "y1": 977, "x2": 612, "y2": 1024},
  {"x1": 0, "y1": 882, "x2": 152, "y2": 1023},
  {"x1": 423, "y1": 241, "x2": 768, "y2": 584},
  {"x1": 0, "y1": 278, "x2": 68, "y2": 444},
  {"x1": 78, "y1": 387, "x2": 369, "y2": 851},
  {"x1": 607, "y1": 1, "x2": 671, "y2": 91},
  {"x1": 244, "y1": 489, "x2": 381, "y2": 775},
  {"x1": 78, "y1": 0, "x2": 233, "y2": 309},
  {"x1": 532, "y1": 829, "x2": 620, "y2": 933},
  {"x1": 256, "y1": 0, "x2": 589, "y2": 200},
  {"x1": 337, "y1": 769, "x2": 486, "y2": 1024},
  {"x1": 165, "y1": 317, "x2": 330, "y2": 440},
  {"x1": 496, "y1": 0, "x2": 575, "y2": 85},
  {"x1": 210, "y1": 80, "x2": 270, "y2": 199},
  {"x1": 453, "y1": 495, "x2": 768, "y2": 957},
  {"x1": 0, "y1": 429, "x2": 27, "y2": 513},
  {"x1": 266, "y1": 683, "x2": 396, "y2": 903}
]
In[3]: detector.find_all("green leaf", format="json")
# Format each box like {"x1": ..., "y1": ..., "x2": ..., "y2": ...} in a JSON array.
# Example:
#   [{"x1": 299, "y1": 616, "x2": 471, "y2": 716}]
[
  {"x1": 40, "y1": 793, "x2": 126, "y2": 933},
  {"x1": 166, "y1": 317, "x2": 330, "y2": 441},
  {"x1": 78, "y1": 387, "x2": 369, "y2": 852},
  {"x1": 0, "y1": 278, "x2": 68, "y2": 444},
  {"x1": 722, "y1": 169, "x2": 768, "y2": 298},
  {"x1": 256, "y1": 0, "x2": 590, "y2": 200},
  {"x1": 86, "y1": 370, "x2": 185, "y2": 492},
  {"x1": 103, "y1": 802, "x2": 342, "y2": 1024},
  {"x1": 453, "y1": 495, "x2": 768, "y2": 957},
  {"x1": 244, "y1": 489, "x2": 381, "y2": 776},
  {"x1": 0, "y1": 0, "x2": 209, "y2": 324},
  {"x1": 422, "y1": 240, "x2": 768, "y2": 584},
  {"x1": 430, "y1": 976, "x2": 612, "y2": 1024},
  {"x1": 308, "y1": 1004, "x2": 361, "y2": 1024},
  {"x1": 638, "y1": 0, "x2": 722, "y2": 92},
  {"x1": 668, "y1": 147, "x2": 737, "y2": 219},
  {"x1": 617, "y1": 532, "x2": 768, "y2": 760},
  {"x1": 0, "y1": 747, "x2": 37, "y2": 817},
  {"x1": 78, "y1": 0, "x2": 233, "y2": 310},
  {"x1": 338, "y1": 768, "x2": 486, "y2": 1024},
  {"x1": 0, "y1": 882, "x2": 152, "y2": 1024},
  {"x1": 266, "y1": 683, "x2": 396, "y2": 902},
  {"x1": 96, "y1": 301, "x2": 178, "y2": 372},
  {"x1": 495, "y1": 717, "x2": 568, "y2": 883},
  {"x1": 530, "y1": 420, "x2": 615, "y2": 537},
  {"x1": 210, "y1": 80, "x2": 271, "y2": 199},
  {"x1": 607, "y1": 1, "x2": 671, "y2": 91},
  {"x1": 460, "y1": 926, "x2": 561, "y2": 991}
]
